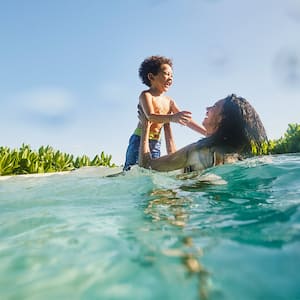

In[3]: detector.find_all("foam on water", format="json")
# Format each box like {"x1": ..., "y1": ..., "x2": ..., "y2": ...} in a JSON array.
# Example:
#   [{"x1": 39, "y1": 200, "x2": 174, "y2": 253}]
[{"x1": 0, "y1": 155, "x2": 300, "y2": 300}]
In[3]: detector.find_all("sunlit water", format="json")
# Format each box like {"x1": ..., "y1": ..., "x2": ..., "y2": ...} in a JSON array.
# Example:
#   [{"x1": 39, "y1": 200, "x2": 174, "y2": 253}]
[{"x1": 0, "y1": 154, "x2": 300, "y2": 300}]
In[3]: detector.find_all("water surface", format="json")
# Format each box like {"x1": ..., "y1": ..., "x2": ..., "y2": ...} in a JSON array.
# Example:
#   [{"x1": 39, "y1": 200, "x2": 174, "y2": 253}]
[{"x1": 0, "y1": 154, "x2": 299, "y2": 300}]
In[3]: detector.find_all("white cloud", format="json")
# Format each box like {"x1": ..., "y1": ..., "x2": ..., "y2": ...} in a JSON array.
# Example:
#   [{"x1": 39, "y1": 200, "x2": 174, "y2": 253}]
[
  {"x1": 4, "y1": 86, "x2": 78, "y2": 128},
  {"x1": 95, "y1": 81, "x2": 131, "y2": 109},
  {"x1": 19, "y1": 87, "x2": 74, "y2": 118}
]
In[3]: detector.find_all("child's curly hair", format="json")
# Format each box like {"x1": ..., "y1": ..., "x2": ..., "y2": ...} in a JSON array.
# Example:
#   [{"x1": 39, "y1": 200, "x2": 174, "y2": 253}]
[{"x1": 139, "y1": 55, "x2": 173, "y2": 87}]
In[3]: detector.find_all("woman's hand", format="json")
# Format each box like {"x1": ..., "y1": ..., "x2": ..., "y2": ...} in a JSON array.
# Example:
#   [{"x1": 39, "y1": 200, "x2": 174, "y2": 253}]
[{"x1": 138, "y1": 104, "x2": 152, "y2": 168}]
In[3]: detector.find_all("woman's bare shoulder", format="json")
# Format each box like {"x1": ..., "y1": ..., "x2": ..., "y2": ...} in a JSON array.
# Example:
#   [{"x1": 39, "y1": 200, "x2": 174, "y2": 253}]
[{"x1": 185, "y1": 142, "x2": 214, "y2": 171}]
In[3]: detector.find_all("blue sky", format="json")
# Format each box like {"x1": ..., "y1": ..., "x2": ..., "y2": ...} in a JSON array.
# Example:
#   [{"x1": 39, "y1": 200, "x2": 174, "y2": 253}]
[{"x1": 1, "y1": 0, "x2": 300, "y2": 165}]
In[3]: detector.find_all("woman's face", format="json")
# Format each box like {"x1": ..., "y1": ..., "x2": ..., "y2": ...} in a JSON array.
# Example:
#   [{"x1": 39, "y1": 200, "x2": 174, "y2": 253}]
[{"x1": 202, "y1": 99, "x2": 225, "y2": 136}]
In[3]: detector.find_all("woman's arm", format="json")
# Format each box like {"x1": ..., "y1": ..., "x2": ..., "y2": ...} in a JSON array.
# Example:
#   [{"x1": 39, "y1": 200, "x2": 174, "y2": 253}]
[
  {"x1": 138, "y1": 117, "x2": 152, "y2": 169},
  {"x1": 138, "y1": 120, "x2": 214, "y2": 172},
  {"x1": 186, "y1": 119, "x2": 207, "y2": 136},
  {"x1": 164, "y1": 123, "x2": 176, "y2": 154},
  {"x1": 139, "y1": 139, "x2": 191, "y2": 172},
  {"x1": 138, "y1": 107, "x2": 190, "y2": 171}
]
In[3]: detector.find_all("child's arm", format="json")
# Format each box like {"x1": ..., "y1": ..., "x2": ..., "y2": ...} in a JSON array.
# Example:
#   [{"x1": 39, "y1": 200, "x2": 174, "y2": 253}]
[
  {"x1": 170, "y1": 99, "x2": 207, "y2": 136},
  {"x1": 164, "y1": 123, "x2": 176, "y2": 154},
  {"x1": 140, "y1": 92, "x2": 191, "y2": 125}
]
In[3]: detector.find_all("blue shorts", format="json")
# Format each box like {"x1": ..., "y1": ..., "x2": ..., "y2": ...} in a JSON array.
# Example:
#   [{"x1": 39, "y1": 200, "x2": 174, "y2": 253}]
[{"x1": 123, "y1": 134, "x2": 161, "y2": 171}]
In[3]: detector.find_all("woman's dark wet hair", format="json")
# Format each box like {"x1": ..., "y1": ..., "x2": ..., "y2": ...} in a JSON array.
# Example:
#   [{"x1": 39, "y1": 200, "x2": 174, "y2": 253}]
[
  {"x1": 207, "y1": 94, "x2": 268, "y2": 154},
  {"x1": 139, "y1": 55, "x2": 173, "y2": 87}
]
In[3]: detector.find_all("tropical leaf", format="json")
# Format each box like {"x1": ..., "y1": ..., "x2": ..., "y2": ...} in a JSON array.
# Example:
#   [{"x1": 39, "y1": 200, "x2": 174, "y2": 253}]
[{"x1": 0, "y1": 144, "x2": 116, "y2": 176}]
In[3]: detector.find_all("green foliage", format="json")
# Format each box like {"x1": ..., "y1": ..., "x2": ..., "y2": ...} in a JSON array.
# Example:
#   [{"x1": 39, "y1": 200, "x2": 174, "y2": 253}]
[
  {"x1": 0, "y1": 144, "x2": 116, "y2": 176},
  {"x1": 251, "y1": 140, "x2": 269, "y2": 156},
  {"x1": 268, "y1": 123, "x2": 300, "y2": 154},
  {"x1": 251, "y1": 123, "x2": 300, "y2": 155}
]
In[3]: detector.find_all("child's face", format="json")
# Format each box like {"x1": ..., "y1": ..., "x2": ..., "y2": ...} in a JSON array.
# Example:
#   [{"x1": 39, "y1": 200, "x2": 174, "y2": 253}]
[{"x1": 150, "y1": 64, "x2": 173, "y2": 92}]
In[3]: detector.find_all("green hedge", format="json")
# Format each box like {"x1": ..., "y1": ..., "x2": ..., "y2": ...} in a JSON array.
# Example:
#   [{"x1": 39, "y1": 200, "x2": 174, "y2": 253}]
[
  {"x1": 251, "y1": 123, "x2": 300, "y2": 155},
  {"x1": 0, "y1": 144, "x2": 116, "y2": 176},
  {"x1": 268, "y1": 123, "x2": 300, "y2": 154}
]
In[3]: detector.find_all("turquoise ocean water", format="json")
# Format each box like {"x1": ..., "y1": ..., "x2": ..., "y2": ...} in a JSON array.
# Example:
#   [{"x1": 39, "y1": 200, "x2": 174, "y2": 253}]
[{"x1": 0, "y1": 154, "x2": 300, "y2": 300}]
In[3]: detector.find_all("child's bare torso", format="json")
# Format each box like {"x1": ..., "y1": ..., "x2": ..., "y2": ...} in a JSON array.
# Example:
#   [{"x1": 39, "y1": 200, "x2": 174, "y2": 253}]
[{"x1": 138, "y1": 94, "x2": 172, "y2": 134}]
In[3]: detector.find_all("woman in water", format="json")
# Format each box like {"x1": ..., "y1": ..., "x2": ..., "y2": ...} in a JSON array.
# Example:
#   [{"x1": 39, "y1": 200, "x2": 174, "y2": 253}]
[{"x1": 138, "y1": 94, "x2": 267, "y2": 172}]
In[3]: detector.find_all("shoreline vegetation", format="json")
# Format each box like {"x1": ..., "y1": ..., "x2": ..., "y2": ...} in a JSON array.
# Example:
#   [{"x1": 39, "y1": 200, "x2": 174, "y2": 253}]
[
  {"x1": 251, "y1": 123, "x2": 300, "y2": 155},
  {"x1": 0, "y1": 144, "x2": 116, "y2": 176},
  {"x1": 1, "y1": 123, "x2": 299, "y2": 176}
]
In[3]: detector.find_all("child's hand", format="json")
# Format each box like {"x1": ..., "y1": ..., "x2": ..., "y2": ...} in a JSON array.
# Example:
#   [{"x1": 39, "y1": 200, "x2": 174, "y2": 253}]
[{"x1": 171, "y1": 111, "x2": 192, "y2": 125}]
